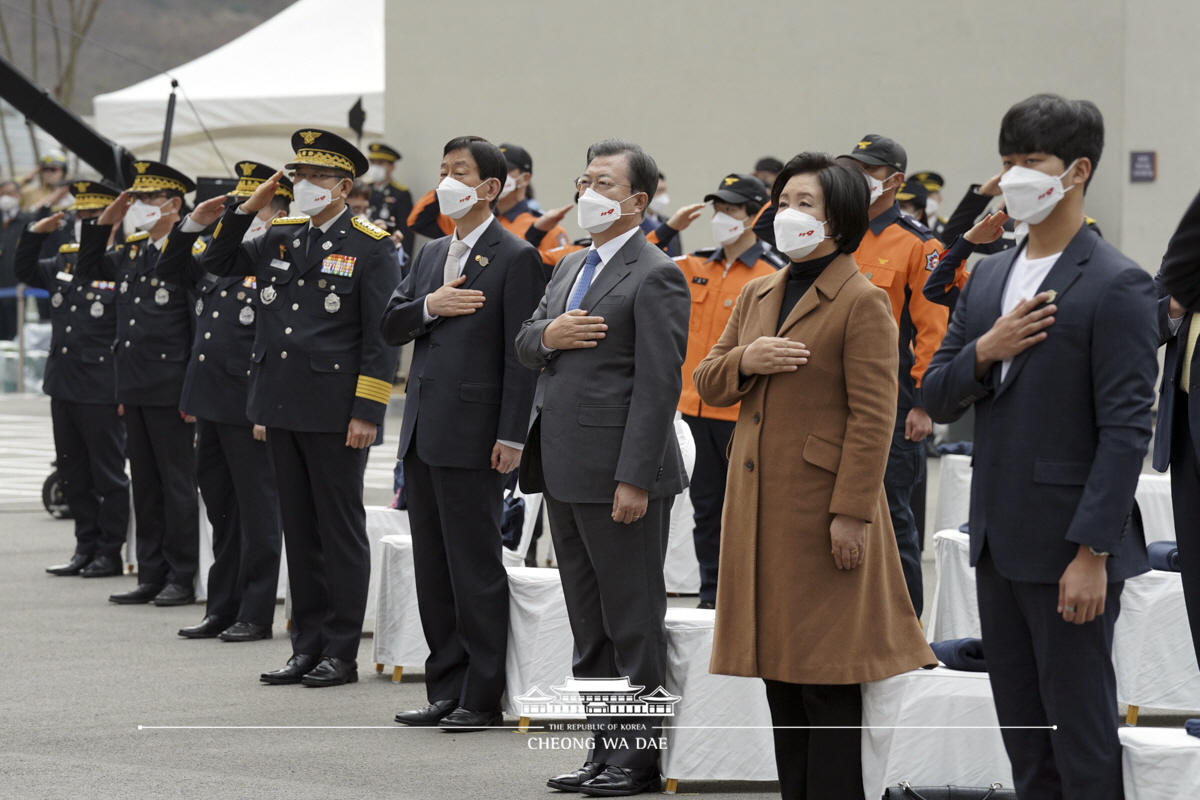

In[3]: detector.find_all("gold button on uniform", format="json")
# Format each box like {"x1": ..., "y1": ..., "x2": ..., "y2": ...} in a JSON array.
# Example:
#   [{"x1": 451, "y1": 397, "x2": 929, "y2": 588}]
[{"x1": 198, "y1": 354, "x2": 205, "y2": 362}]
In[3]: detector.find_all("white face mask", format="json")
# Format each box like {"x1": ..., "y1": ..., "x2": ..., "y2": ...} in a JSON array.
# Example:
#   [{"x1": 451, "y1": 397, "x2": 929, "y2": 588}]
[
  {"x1": 773, "y1": 208, "x2": 831, "y2": 260},
  {"x1": 576, "y1": 187, "x2": 639, "y2": 233},
  {"x1": 499, "y1": 174, "x2": 517, "y2": 200},
  {"x1": 437, "y1": 176, "x2": 487, "y2": 220},
  {"x1": 73, "y1": 219, "x2": 83, "y2": 242},
  {"x1": 710, "y1": 211, "x2": 746, "y2": 245},
  {"x1": 650, "y1": 192, "x2": 671, "y2": 215},
  {"x1": 0, "y1": 195, "x2": 18, "y2": 213},
  {"x1": 864, "y1": 173, "x2": 887, "y2": 203},
  {"x1": 244, "y1": 214, "x2": 272, "y2": 242},
  {"x1": 925, "y1": 197, "x2": 940, "y2": 218},
  {"x1": 999, "y1": 160, "x2": 1078, "y2": 225},
  {"x1": 364, "y1": 164, "x2": 387, "y2": 184},
  {"x1": 293, "y1": 179, "x2": 336, "y2": 217},
  {"x1": 126, "y1": 199, "x2": 163, "y2": 232}
]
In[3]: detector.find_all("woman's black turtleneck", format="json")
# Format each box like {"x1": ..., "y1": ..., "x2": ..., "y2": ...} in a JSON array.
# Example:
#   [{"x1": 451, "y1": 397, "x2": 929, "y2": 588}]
[{"x1": 777, "y1": 250, "x2": 839, "y2": 330}]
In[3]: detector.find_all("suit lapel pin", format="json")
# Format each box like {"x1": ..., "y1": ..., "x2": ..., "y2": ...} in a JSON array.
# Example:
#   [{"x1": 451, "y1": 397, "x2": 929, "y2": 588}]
[
  {"x1": 292, "y1": 239, "x2": 301, "y2": 249},
  {"x1": 475, "y1": 255, "x2": 489, "y2": 267},
  {"x1": 1045, "y1": 290, "x2": 1058, "y2": 303}
]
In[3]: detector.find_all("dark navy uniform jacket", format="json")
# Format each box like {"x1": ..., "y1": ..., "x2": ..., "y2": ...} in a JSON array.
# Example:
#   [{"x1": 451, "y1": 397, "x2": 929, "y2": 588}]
[
  {"x1": 199, "y1": 206, "x2": 400, "y2": 433},
  {"x1": 76, "y1": 224, "x2": 196, "y2": 407},
  {"x1": 14, "y1": 230, "x2": 117, "y2": 404},
  {"x1": 157, "y1": 231, "x2": 259, "y2": 426},
  {"x1": 369, "y1": 179, "x2": 414, "y2": 258}
]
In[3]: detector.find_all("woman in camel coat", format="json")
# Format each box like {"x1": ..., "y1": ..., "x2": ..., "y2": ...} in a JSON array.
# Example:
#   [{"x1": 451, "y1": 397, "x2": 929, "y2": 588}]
[{"x1": 694, "y1": 152, "x2": 934, "y2": 800}]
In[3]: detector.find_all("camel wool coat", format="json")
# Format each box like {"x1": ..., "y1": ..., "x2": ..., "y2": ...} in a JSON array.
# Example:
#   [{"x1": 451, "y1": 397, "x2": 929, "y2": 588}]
[{"x1": 694, "y1": 253, "x2": 935, "y2": 685}]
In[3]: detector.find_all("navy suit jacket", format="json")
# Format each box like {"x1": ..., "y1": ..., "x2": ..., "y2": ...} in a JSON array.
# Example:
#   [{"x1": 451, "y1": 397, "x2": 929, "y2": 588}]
[{"x1": 923, "y1": 224, "x2": 1157, "y2": 584}]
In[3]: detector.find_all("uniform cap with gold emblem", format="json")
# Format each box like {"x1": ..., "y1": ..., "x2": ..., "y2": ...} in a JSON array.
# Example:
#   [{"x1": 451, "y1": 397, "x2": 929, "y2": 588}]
[
  {"x1": 840, "y1": 134, "x2": 908, "y2": 174},
  {"x1": 367, "y1": 142, "x2": 402, "y2": 163},
  {"x1": 125, "y1": 160, "x2": 196, "y2": 195},
  {"x1": 499, "y1": 143, "x2": 533, "y2": 174},
  {"x1": 226, "y1": 161, "x2": 295, "y2": 202},
  {"x1": 68, "y1": 180, "x2": 122, "y2": 211},
  {"x1": 703, "y1": 173, "x2": 767, "y2": 206},
  {"x1": 910, "y1": 171, "x2": 945, "y2": 193},
  {"x1": 286, "y1": 129, "x2": 369, "y2": 178},
  {"x1": 895, "y1": 181, "x2": 929, "y2": 207}
]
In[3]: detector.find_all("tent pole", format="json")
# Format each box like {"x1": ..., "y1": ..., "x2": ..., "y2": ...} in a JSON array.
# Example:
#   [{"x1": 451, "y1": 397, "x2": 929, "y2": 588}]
[{"x1": 160, "y1": 79, "x2": 179, "y2": 164}]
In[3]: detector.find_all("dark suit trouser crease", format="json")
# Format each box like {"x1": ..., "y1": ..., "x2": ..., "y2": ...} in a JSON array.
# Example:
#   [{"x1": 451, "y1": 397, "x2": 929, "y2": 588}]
[
  {"x1": 50, "y1": 399, "x2": 129, "y2": 559},
  {"x1": 267, "y1": 428, "x2": 369, "y2": 661},
  {"x1": 1170, "y1": 391, "x2": 1200, "y2": 669},
  {"x1": 195, "y1": 419, "x2": 282, "y2": 625},
  {"x1": 403, "y1": 447, "x2": 509, "y2": 711},
  {"x1": 682, "y1": 414, "x2": 734, "y2": 604},
  {"x1": 884, "y1": 426, "x2": 925, "y2": 617},
  {"x1": 124, "y1": 404, "x2": 199, "y2": 585},
  {"x1": 763, "y1": 679, "x2": 865, "y2": 800},
  {"x1": 544, "y1": 487, "x2": 671, "y2": 770},
  {"x1": 976, "y1": 551, "x2": 1124, "y2": 800}
]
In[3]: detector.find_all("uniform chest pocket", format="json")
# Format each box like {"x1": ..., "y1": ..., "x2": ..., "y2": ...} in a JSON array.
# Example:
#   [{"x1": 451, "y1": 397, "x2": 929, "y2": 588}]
[
  {"x1": 862, "y1": 265, "x2": 900, "y2": 289},
  {"x1": 307, "y1": 281, "x2": 354, "y2": 317},
  {"x1": 687, "y1": 285, "x2": 708, "y2": 330}
]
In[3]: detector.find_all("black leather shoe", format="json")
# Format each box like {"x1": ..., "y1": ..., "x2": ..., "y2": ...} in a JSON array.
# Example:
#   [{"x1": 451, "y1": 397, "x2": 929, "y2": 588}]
[
  {"x1": 696, "y1": 599, "x2": 715, "y2": 610},
  {"x1": 178, "y1": 615, "x2": 234, "y2": 638},
  {"x1": 80, "y1": 555, "x2": 123, "y2": 578},
  {"x1": 153, "y1": 583, "x2": 195, "y2": 606},
  {"x1": 300, "y1": 656, "x2": 358, "y2": 687},
  {"x1": 394, "y1": 698, "x2": 458, "y2": 726},
  {"x1": 260, "y1": 653, "x2": 321, "y2": 685},
  {"x1": 109, "y1": 583, "x2": 165, "y2": 604},
  {"x1": 579, "y1": 766, "x2": 662, "y2": 797},
  {"x1": 547, "y1": 761, "x2": 606, "y2": 792},
  {"x1": 439, "y1": 707, "x2": 502, "y2": 732},
  {"x1": 219, "y1": 621, "x2": 272, "y2": 642},
  {"x1": 46, "y1": 553, "x2": 92, "y2": 576}
]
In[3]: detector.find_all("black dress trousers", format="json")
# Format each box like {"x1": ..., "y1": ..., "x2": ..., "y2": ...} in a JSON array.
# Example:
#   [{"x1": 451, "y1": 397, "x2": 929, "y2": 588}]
[
  {"x1": 50, "y1": 399, "x2": 129, "y2": 559},
  {"x1": 762, "y1": 679, "x2": 865, "y2": 800}
]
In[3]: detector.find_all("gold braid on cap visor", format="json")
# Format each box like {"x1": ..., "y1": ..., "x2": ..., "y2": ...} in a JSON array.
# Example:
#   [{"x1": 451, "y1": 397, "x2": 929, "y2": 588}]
[
  {"x1": 229, "y1": 177, "x2": 266, "y2": 198},
  {"x1": 69, "y1": 193, "x2": 117, "y2": 210},
  {"x1": 129, "y1": 174, "x2": 189, "y2": 194},
  {"x1": 292, "y1": 148, "x2": 355, "y2": 175}
]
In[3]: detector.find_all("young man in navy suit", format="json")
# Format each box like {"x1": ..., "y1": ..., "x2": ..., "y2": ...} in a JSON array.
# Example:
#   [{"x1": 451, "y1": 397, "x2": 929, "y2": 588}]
[{"x1": 924, "y1": 94, "x2": 1158, "y2": 800}]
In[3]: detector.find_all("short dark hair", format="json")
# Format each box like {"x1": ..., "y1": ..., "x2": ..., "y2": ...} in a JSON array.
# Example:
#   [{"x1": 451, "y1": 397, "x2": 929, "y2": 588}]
[
  {"x1": 269, "y1": 193, "x2": 291, "y2": 214},
  {"x1": 585, "y1": 139, "x2": 658, "y2": 211},
  {"x1": 347, "y1": 179, "x2": 372, "y2": 200},
  {"x1": 773, "y1": 152, "x2": 870, "y2": 255},
  {"x1": 443, "y1": 136, "x2": 507, "y2": 210},
  {"x1": 999, "y1": 93, "x2": 1104, "y2": 190}
]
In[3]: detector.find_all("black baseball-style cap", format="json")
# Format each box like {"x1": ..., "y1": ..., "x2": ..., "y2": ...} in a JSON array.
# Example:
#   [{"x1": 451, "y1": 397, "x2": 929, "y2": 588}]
[
  {"x1": 704, "y1": 173, "x2": 768, "y2": 206},
  {"x1": 754, "y1": 157, "x2": 784, "y2": 174},
  {"x1": 841, "y1": 134, "x2": 908, "y2": 174},
  {"x1": 499, "y1": 143, "x2": 533, "y2": 174},
  {"x1": 911, "y1": 171, "x2": 944, "y2": 192}
]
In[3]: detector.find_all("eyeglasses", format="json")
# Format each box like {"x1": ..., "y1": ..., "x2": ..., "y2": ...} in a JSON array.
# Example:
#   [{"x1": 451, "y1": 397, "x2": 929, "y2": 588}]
[
  {"x1": 574, "y1": 176, "x2": 632, "y2": 193},
  {"x1": 289, "y1": 171, "x2": 344, "y2": 183}
]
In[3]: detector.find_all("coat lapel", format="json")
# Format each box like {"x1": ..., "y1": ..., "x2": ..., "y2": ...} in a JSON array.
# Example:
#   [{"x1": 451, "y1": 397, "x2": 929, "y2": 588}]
[
  {"x1": 755, "y1": 267, "x2": 790, "y2": 338},
  {"x1": 777, "y1": 254, "x2": 861, "y2": 336},
  {"x1": 460, "y1": 218, "x2": 500, "y2": 291},
  {"x1": 577, "y1": 230, "x2": 641, "y2": 310},
  {"x1": 554, "y1": 250, "x2": 588, "y2": 315},
  {"x1": 300, "y1": 208, "x2": 352, "y2": 276}
]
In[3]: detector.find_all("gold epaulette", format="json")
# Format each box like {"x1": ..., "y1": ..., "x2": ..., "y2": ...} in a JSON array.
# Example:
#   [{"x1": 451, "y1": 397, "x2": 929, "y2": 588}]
[
  {"x1": 352, "y1": 216, "x2": 388, "y2": 240},
  {"x1": 1085, "y1": 216, "x2": 1099, "y2": 226},
  {"x1": 272, "y1": 216, "x2": 309, "y2": 226},
  {"x1": 192, "y1": 239, "x2": 208, "y2": 255},
  {"x1": 58, "y1": 243, "x2": 79, "y2": 254},
  {"x1": 391, "y1": 180, "x2": 409, "y2": 192},
  {"x1": 126, "y1": 231, "x2": 150, "y2": 242}
]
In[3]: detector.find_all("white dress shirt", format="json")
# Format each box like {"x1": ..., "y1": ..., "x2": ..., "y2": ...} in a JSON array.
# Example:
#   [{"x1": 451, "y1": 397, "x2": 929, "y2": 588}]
[
  {"x1": 567, "y1": 225, "x2": 641, "y2": 303},
  {"x1": 422, "y1": 217, "x2": 492, "y2": 323},
  {"x1": 1000, "y1": 248, "x2": 1061, "y2": 381}
]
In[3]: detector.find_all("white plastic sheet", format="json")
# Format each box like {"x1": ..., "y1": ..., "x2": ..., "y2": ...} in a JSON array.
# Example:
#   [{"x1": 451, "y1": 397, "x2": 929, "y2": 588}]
[
  {"x1": 1120, "y1": 727, "x2": 1200, "y2": 800},
  {"x1": 1114, "y1": 570, "x2": 1200, "y2": 710},
  {"x1": 504, "y1": 567, "x2": 575, "y2": 718},
  {"x1": 664, "y1": 417, "x2": 701, "y2": 594},
  {"x1": 370, "y1": 533, "x2": 429, "y2": 670},
  {"x1": 927, "y1": 530, "x2": 980, "y2": 642}
]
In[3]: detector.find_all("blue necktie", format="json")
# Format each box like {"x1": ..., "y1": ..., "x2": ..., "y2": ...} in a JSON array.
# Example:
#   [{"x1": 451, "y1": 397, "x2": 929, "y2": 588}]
[{"x1": 567, "y1": 249, "x2": 602, "y2": 312}]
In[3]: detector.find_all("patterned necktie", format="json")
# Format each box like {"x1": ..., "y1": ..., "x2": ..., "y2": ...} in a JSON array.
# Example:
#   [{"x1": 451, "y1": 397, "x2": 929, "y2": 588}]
[
  {"x1": 567, "y1": 249, "x2": 603, "y2": 312},
  {"x1": 1182, "y1": 312, "x2": 1200, "y2": 393},
  {"x1": 443, "y1": 239, "x2": 470, "y2": 285}
]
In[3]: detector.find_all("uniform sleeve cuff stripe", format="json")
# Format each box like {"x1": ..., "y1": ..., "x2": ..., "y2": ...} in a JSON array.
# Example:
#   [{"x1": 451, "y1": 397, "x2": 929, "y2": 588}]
[{"x1": 356, "y1": 375, "x2": 393, "y2": 398}]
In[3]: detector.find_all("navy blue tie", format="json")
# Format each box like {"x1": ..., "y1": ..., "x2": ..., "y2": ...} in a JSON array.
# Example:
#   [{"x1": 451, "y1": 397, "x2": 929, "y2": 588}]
[{"x1": 567, "y1": 249, "x2": 603, "y2": 312}]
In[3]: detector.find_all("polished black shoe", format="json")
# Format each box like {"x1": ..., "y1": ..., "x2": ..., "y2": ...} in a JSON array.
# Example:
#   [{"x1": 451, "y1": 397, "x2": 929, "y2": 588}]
[
  {"x1": 578, "y1": 765, "x2": 662, "y2": 797},
  {"x1": 394, "y1": 698, "x2": 458, "y2": 726},
  {"x1": 153, "y1": 583, "x2": 195, "y2": 606},
  {"x1": 46, "y1": 553, "x2": 92, "y2": 576},
  {"x1": 547, "y1": 761, "x2": 606, "y2": 792},
  {"x1": 219, "y1": 621, "x2": 272, "y2": 642},
  {"x1": 696, "y1": 599, "x2": 715, "y2": 610},
  {"x1": 178, "y1": 615, "x2": 234, "y2": 639},
  {"x1": 80, "y1": 555, "x2": 123, "y2": 578},
  {"x1": 260, "y1": 653, "x2": 321, "y2": 685},
  {"x1": 109, "y1": 583, "x2": 166, "y2": 604},
  {"x1": 300, "y1": 656, "x2": 358, "y2": 687},
  {"x1": 438, "y1": 707, "x2": 502, "y2": 732}
]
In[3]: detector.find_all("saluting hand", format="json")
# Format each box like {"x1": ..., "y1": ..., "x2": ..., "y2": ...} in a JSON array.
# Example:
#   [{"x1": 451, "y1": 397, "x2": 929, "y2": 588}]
[
  {"x1": 97, "y1": 192, "x2": 132, "y2": 226},
  {"x1": 974, "y1": 292, "x2": 1056, "y2": 379},
  {"x1": 191, "y1": 195, "x2": 228, "y2": 227},
  {"x1": 427, "y1": 275, "x2": 485, "y2": 317},
  {"x1": 977, "y1": 172, "x2": 1004, "y2": 197},
  {"x1": 30, "y1": 211, "x2": 65, "y2": 235},
  {"x1": 739, "y1": 336, "x2": 810, "y2": 375},
  {"x1": 534, "y1": 203, "x2": 574, "y2": 232},
  {"x1": 964, "y1": 211, "x2": 1009, "y2": 246},
  {"x1": 542, "y1": 309, "x2": 606, "y2": 350},
  {"x1": 667, "y1": 202, "x2": 705, "y2": 232},
  {"x1": 241, "y1": 170, "x2": 283, "y2": 214}
]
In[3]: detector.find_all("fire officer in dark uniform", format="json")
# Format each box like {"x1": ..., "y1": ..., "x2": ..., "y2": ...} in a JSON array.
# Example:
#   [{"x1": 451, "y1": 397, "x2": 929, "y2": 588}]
[
  {"x1": 16, "y1": 180, "x2": 129, "y2": 579},
  {"x1": 76, "y1": 162, "x2": 201, "y2": 607},
  {"x1": 161, "y1": 162, "x2": 293, "y2": 643},
  {"x1": 365, "y1": 143, "x2": 414, "y2": 259},
  {"x1": 189, "y1": 129, "x2": 400, "y2": 687}
]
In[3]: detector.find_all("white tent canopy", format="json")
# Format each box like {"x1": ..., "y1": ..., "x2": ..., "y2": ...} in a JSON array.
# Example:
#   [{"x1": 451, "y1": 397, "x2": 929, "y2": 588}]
[{"x1": 92, "y1": 0, "x2": 383, "y2": 180}]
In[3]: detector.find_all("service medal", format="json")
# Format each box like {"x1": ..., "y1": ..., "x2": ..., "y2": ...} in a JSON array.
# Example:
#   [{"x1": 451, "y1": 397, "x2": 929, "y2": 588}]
[
  {"x1": 195, "y1": 298, "x2": 204, "y2": 316},
  {"x1": 90, "y1": 301, "x2": 104, "y2": 319},
  {"x1": 155, "y1": 287, "x2": 169, "y2": 305},
  {"x1": 324, "y1": 293, "x2": 341, "y2": 313},
  {"x1": 239, "y1": 306, "x2": 255, "y2": 325},
  {"x1": 261, "y1": 285, "x2": 277, "y2": 305},
  {"x1": 51, "y1": 292, "x2": 63, "y2": 308}
]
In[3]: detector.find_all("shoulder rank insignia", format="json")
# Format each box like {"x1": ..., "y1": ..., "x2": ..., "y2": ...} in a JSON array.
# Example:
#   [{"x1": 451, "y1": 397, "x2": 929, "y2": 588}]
[
  {"x1": 192, "y1": 239, "x2": 208, "y2": 255},
  {"x1": 272, "y1": 216, "x2": 309, "y2": 226},
  {"x1": 126, "y1": 231, "x2": 150, "y2": 243},
  {"x1": 352, "y1": 216, "x2": 388, "y2": 240},
  {"x1": 58, "y1": 243, "x2": 80, "y2": 254},
  {"x1": 392, "y1": 181, "x2": 409, "y2": 192}
]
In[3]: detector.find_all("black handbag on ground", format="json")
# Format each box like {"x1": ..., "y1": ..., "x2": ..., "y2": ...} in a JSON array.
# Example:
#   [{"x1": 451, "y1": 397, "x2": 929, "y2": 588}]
[{"x1": 882, "y1": 782, "x2": 1016, "y2": 800}]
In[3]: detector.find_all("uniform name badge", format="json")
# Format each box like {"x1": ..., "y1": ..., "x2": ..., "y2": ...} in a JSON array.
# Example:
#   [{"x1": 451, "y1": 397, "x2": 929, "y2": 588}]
[
  {"x1": 239, "y1": 305, "x2": 255, "y2": 325},
  {"x1": 90, "y1": 301, "x2": 104, "y2": 319},
  {"x1": 324, "y1": 292, "x2": 341, "y2": 313},
  {"x1": 195, "y1": 298, "x2": 204, "y2": 316},
  {"x1": 51, "y1": 291, "x2": 63, "y2": 308},
  {"x1": 155, "y1": 287, "x2": 170, "y2": 305},
  {"x1": 270, "y1": 258, "x2": 290, "y2": 271},
  {"x1": 261, "y1": 285, "x2": 277, "y2": 305},
  {"x1": 55, "y1": 271, "x2": 73, "y2": 283}
]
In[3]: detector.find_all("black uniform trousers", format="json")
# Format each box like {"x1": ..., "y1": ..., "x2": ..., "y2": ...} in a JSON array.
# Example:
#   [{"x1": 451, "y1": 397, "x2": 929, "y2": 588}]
[
  {"x1": 50, "y1": 399, "x2": 129, "y2": 559},
  {"x1": 124, "y1": 404, "x2": 199, "y2": 586},
  {"x1": 884, "y1": 426, "x2": 925, "y2": 617},
  {"x1": 762, "y1": 680, "x2": 864, "y2": 800},
  {"x1": 403, "y1": 445, "x2": 509, "y2": 711},
  {"x1": 195, "y1": 419, "x2": 282, "y2": 626},
  {"x1": 268, "y1": 428, "x2": 369, "y2": 662},
  {"x1": 682, "y1": 414, "x2": 735, "y2": 605},
  {"x1": 1170, "y1": 392, "x2": 1200, "y2": 668},
  {"x1": 977, "y1": 551, "x2": 1124, "y2": 800},
  {"x1": 544, "y1": 487, "x2": 671, "y2": 770}
]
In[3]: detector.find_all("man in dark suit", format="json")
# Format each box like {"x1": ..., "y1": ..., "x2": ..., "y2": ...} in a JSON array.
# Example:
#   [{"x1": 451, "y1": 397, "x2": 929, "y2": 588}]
[
  {"x1": 1153, "y1": 187, "x2": 1200, "y2": 668},
  {"x1": 382, "y1": 136, "x2": 544, "y2": 731},
  {"x1": 192, "y1": 129, "x2": 400, "y2": 687},
  {"x1": 516, "y1": 139, "x2": 690, "y2": 797},
  {"x1": 924, "y1": 95, "x2": 1158, "y2": 800},
  {"x1": 159, "y1": 162, "x2": 292, "y2": 643}
]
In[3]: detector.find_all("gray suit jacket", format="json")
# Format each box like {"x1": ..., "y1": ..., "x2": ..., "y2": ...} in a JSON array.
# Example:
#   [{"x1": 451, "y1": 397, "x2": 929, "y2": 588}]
[{"x1": 516, "y1": 229, "x2": 690, "y2": 504}]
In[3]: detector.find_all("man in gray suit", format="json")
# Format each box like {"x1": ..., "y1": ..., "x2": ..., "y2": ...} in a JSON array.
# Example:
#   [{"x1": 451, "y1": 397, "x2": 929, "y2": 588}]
[{"x1": 516, "y1": 139, "x2": 690, "y2": 798}]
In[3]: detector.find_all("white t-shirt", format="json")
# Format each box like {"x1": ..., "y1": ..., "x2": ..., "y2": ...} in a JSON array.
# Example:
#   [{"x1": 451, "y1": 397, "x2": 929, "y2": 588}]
[{"x1": 999, "y1": 248, "x2": 1061, "y2": 381}]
